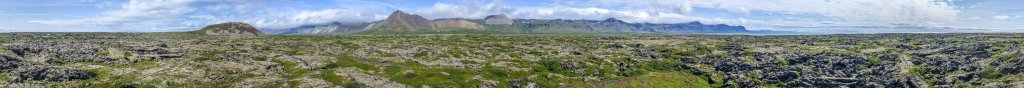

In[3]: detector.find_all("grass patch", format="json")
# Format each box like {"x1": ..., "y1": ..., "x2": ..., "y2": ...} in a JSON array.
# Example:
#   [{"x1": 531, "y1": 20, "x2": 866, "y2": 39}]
[
  {"x1": 980, "y1": 67, "x2": 1004, "y2": 79},
  {"x1": 95, "y1": 52, "x2": 110, "y2": 56},
  {"x1": 386, "y1": 67, "x2": 480, "y2": 87},
  {"x1": 122, "y1": 51, "x2": 133, "y2": 57},
  {"x1": 318, "y1": 70, "x2": 353, "y2": 86},
  {"x1": 867, "y1": 57, "x2": 882, "y2": 64},
  {"x1": 603, "y1": 71, "x2": 711, "y2": 88},
  {"x1": 326, "y1": 57, "x2": 378, "y2": 71}
]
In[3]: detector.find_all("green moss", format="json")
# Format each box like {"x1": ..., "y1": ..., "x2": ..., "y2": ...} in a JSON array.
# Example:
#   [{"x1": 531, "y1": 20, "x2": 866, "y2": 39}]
[
  {"x1": 907, "y1": 65, "x2": 922, "y2": 75},
  {"x1": 196, "y1": 50, "x2": 226, "y2": 61},
  {"x1": 0, "y1": 73, "x2": 8, "y2": 81},
  {"x1": 386, "y1": 67, "x2": 480, "y2": 87},
  {"x1": 341, "y1": 80, "x2": 367, "y2": 88},
  {"x1": 538, "y1": 60, "x2": 576, "y2": 76},
  {"x1": 383, "y1": 66, "x2": 404, "y2": 74},
  {"x1": 334, "y1": 41, "x2": 362, "y2": 49},
  {"x1": 272, "y1": 58, "x2": 312, "y2": 80},
  {"x1": 82, "y1": 69, "x2": 143, "y2": 88},
  {"x1": 413, "y1": 52, "x2": 429, "y2": 58},
  {"x1": 95, "y1": 52, "x2": 110, "y2": 56},
  {"x1": 980, "y1": 67, "x2": 1004, "y2": 79},
  {"x1": 644, "y1": 59, "x2": 684, "y2": 71},
  {"x1": 129, "y1": 60, "x2": 157, "y2": 68},
  {"x1": 622, "y1": 69, "x2": 650, "y2": 77},
  {"x1": 605, "y1": 72, "x2": 711, "y2": 88},
  {"x1": 253, "y1": 57, "x2": 267, "y2": 61},
  {"x1": 327, "y1": 57, "x2": 378, "y2": 71},
  {"x1": 747, "y1": 72, "x2": 761, "y2": 79},
  {"x1": 318, "y1": 70, "x2": 352, "y2": 86},
  {"x1": 122, "y1": 51, "x2": 133, "y2": 57},
  {"x1": 777, "y1": 58, "x2": 790, "y2": 66},
  {"x1": 867, "y1": 57, "x2": 882, "y2": 64}
]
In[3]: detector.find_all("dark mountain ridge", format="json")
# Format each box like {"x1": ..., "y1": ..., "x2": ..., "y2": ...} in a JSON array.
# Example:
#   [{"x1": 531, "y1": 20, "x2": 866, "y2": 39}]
[
  {"x1": 265, "y1": 11, "x2": 751, "y2": 35},
  {"x1": 513, "y1": 18, "x2": 748, "y2": 33}
]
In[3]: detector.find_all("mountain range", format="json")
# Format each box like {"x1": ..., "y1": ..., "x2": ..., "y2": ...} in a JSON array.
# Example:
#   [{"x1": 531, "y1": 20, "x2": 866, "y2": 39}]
[{"x1": 262, "y1": 11, "x2": 751, "y2": 35}]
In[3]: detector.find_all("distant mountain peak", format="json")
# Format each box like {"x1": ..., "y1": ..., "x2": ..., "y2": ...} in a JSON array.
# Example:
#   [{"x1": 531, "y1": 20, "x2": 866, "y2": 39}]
[
  {"x1": 685, "y1": 21, "x2": 703, "y2": 25},
  {"x1": 603, "y1": 18, "x2": 625, "y2": 23},
  {"x1": 375, "y1": 10, "x2": 434, "y2": 30},
  {"x1": 485, "y1": 14, "x2": 513, "y2": 25},
  {"x1": 485, "y1": 14, "x2": 509, "y2": 19},
  {"x1": 387, "y1": 10, "x2": 410, "y2": 17}
]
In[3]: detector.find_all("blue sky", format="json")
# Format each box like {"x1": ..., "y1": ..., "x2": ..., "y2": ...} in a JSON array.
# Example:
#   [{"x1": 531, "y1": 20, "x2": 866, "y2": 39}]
[{"x1": 0, "y1": 0, "x2": 1022, "y2": 33}]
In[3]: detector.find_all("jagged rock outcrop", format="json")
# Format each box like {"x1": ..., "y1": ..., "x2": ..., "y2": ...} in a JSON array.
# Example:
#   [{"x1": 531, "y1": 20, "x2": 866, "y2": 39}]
[
  {"x1": 197, "y1": 22, "x2": 265, "y2": 36},
  {"x1": 432, "y1": 18, "x2": 484, "y2": 29},
  {"x1": 374, "y1": 11, "x2": 433, "y2": 30},
  {"x1": 337, "y1": 67, "x2": 408, "y2": 88},
  {"x1": 8, "y1": 66, "x2": 96, "y2": 83},
  {"x1": 0, "y1": 55, "x2": 24, "y2": 72},
  {"x1": 484, "y1": 14, "x2": 513, "y2": 25},
  {"x1": 7, "y1": 41, "x2": 117, "y2": 63}
]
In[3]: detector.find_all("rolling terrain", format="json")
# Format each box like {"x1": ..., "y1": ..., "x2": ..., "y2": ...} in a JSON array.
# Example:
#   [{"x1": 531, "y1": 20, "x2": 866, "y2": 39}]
[{"x1": 0, "y1": 32, "x2": 1022, "y2": 87}]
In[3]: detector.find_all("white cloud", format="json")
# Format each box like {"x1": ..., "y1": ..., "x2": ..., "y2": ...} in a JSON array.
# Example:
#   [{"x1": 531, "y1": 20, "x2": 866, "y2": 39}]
[
  {"x1": 246, "y1": 8, "x2": 387, "y2": 29},
  {"x1": 26, "y1": 0, "x2": 387, "y2": 31},
  {"x1": 413, "y1": 0, "x2": 761, "y2": 27},
  {"x1": 969, "y1": 16, "x2": 981, "y2": 20},
  {"x1": 678, "y1": 1, "x2": 693, "y2": 14},
  {"x1": 574, "y1": 0, "x2": 961, "y2": 28},
  {"x1": 582, "y1": 0, "x2": 696, "y2": 14},
  {"x1": 730, "y1": 7, "x2": 750, "y2": 15},
  {"x1": 415, "y1": 0, "x2": 508, "y2": 19},
  {"x1": 30, "y1": 0, "x2": 204, "y2": 32},
  {"x1": 507, "y1": 7, "x2": 761, "y2": 26},
  {"x1": 993, "y1": 15, "x2": 1011, "y2": 20},
  {"x1": 203, "y1": 0, "x2": 264, "y2": 14},
  {"x1": 509, "y1": 7, "x2": 622, "y2": 20},
  {"x1": 689, "y1": 0, "x2": 960, "y2": 23},
  {"x1": 291, "y1": 9, "x2": 383, "y2": 23}
]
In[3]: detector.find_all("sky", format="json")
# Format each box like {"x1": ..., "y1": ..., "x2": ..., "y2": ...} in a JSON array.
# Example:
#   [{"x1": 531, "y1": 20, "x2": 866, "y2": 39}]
[{"x1": 0, "y1": 0, "x2": 1022, "y2": 33}]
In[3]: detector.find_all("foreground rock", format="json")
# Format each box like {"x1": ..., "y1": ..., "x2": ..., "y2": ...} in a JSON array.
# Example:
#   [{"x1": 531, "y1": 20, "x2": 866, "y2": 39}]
[
  {"x1": 8, "y1": 66, "x2": 96, "y2": 83},
  {"x1": 0, "y1": 55, "x2": 25, "y2": 72}
]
